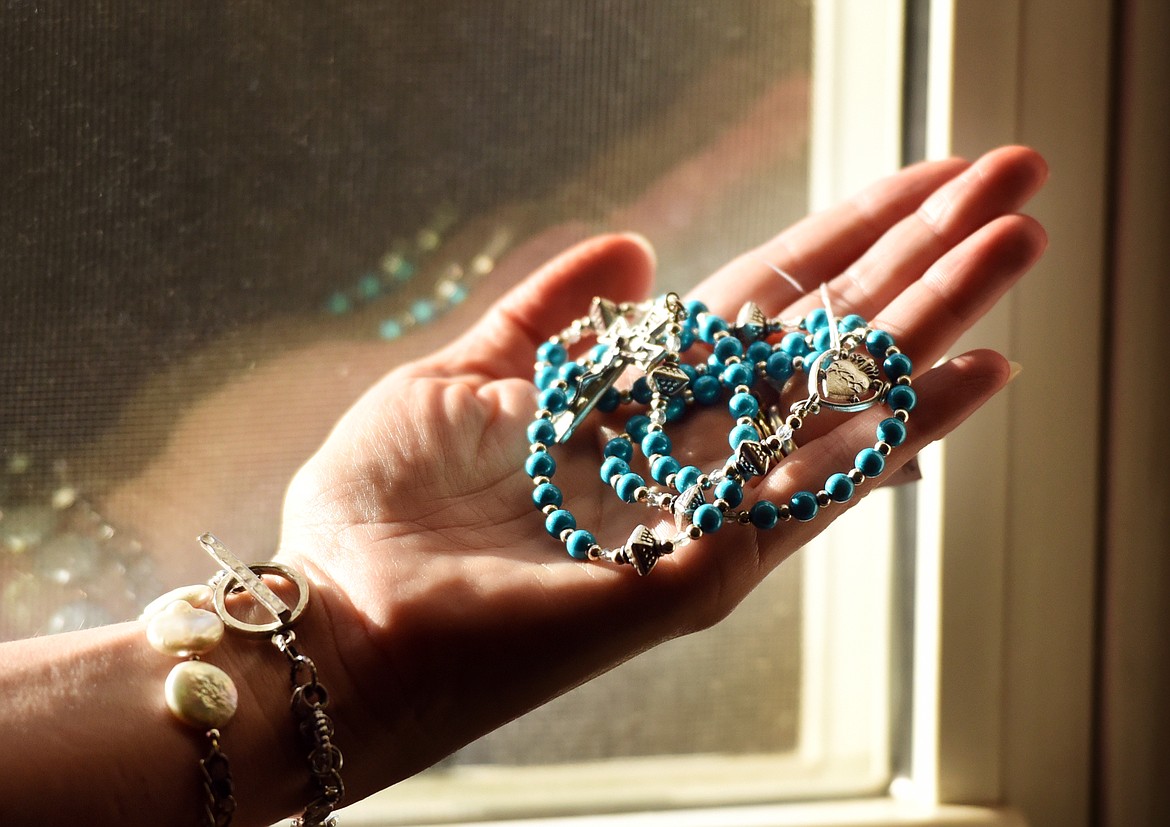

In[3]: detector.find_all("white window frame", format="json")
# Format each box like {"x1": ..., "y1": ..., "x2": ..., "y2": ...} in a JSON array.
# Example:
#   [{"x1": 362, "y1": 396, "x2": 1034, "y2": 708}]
[{"x1": 330, "y1": 1, "x2": 1113, "y2": 825}]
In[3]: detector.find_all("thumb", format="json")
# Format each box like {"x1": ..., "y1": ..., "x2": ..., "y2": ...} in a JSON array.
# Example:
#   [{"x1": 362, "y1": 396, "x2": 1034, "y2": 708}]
[{"x1": 425, "y1": 232, "x2": 657, "y2": 380}]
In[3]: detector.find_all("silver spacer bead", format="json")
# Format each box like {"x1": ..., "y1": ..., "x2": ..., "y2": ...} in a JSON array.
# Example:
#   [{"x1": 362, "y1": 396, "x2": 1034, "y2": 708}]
[
  {"x1": 895, "y1": 409, "x2": 910, "y2": 423},
  {"x1": 849, "y1": 468, "x2": 865, "y2": 485},
  {"x1": 532, "y1": 475, "x2": 551, "y2": 486},
  {"x1": 529, "y1": 442, "x2": 548, "y2": 453},
  {"x1": 687, "y1": 524, "x2": 703, "y2": 540},
  {"x1": 877, "y1": 442, "x2": 892, "y2": 456}
]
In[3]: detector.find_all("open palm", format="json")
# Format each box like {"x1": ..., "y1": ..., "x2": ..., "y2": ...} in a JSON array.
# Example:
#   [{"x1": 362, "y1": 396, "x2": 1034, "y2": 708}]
[{"x1": 271, "y1": 146, "x2": 1048, "y2": 802}]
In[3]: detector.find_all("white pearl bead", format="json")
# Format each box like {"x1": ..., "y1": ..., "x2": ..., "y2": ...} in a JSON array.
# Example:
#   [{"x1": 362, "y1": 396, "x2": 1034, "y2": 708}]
[
  {"x1": 164, "y1": 660, "x2": 238, "y2": 729},
  {"x1": 139, "y1": 584, "x2": 215, "y2": 620},
  {"x1": 146, "y1": 600, "x2": 224, "y2": 657}
]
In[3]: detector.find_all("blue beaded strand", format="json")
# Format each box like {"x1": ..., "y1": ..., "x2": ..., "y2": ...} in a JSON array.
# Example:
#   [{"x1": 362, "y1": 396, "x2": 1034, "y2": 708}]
[{"x1": 526, "y1": 296, "x2": 918, "y2": 569}]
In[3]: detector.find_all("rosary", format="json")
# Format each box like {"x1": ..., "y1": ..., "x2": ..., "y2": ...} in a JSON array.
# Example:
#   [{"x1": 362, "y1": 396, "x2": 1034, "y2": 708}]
[{"x1": 522, "y1": 284, "x2": 916, "y2": 575}]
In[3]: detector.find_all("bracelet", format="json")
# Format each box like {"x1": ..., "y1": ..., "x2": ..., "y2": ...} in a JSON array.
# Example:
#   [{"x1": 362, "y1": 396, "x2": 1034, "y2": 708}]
[
  {"x1": 142, "y1": 535, "x2": 345, "y2": 827},
  {"x1": 198, "y1": 534, "x2": 345, "y2": 827},
  {"x1": 524, "y1": 286, "x2": 917, "y2": 575},
  {"x1": 141, "y1": 583, "x2": 238, "y2": 826}
]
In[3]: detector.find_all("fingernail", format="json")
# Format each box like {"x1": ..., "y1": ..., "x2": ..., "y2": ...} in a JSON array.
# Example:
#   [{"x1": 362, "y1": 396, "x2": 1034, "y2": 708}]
[{"x1": 1007, "y1": 361, "x2": 1023, "y2": 383}]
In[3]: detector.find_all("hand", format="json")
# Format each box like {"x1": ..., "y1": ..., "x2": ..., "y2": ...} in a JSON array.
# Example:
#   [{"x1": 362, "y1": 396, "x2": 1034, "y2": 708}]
[{"x1": 273, "y1": 146, "x2": 1048, "y2": 803}]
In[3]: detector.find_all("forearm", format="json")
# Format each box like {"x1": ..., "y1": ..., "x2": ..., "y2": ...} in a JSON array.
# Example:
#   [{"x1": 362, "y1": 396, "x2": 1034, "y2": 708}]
[{"x1": 0, "y1": 610, "x2": 337, "y2": 825}]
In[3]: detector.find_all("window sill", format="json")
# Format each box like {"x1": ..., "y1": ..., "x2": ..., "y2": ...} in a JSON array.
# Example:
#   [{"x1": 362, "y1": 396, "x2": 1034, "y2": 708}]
[{"x1": 335, "y1": 798, "x2": 1026, "y2": 827}]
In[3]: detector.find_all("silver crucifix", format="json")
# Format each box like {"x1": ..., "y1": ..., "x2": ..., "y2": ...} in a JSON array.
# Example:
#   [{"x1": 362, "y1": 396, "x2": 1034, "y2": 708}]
[{"x1": 549, "y1": 294, "x2": 686, "y2": 442}]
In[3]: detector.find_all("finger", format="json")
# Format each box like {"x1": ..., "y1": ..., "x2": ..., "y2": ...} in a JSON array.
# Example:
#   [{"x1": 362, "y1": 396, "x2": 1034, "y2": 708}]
[
  {"x1": 782, "y1": 213, "x2": 1045, "y2": 448},
  {"x1": 420, "y1": 233, "x2": 657, "y2": 381},
  {"x1": 784, "y1": 145, "x2": 1048, "y2": 321},
  {"x1": 688, "y1": 156, "x2": 970, "y2": 315},
  {"x1": 875, "y1": 214, "x2": 1047, "y2": 365},
  {"x1": 750, "y1": 349, "x2": 1012, "y2": 573}
]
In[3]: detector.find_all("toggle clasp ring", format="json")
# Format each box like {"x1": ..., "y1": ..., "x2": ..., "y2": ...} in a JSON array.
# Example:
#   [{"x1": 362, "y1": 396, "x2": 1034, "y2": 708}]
[{"x1": 199, "y1": 533, "x2": 310, "y2": 635}]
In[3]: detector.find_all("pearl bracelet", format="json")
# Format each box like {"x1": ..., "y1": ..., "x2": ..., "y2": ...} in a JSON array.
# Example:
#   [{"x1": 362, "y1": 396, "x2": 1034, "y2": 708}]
[{"x1": 142, "y1": 535, "x2": 345, "y2": 827}]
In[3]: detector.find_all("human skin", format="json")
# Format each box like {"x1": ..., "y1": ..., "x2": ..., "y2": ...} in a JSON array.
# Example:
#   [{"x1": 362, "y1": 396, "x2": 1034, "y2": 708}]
[{"x1": 0, "y1": 146, "x2": 1047, "y2": 825}]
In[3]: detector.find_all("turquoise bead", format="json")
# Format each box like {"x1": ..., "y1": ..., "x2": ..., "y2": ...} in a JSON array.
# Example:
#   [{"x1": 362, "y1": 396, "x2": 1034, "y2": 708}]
[
  {"x1": 720, "y1": 362, "x2": 753, "y2": 388},
  {"x1": 789, "y1": 491, "x2": 818, "y2": 522},
  {"x1": 806, "y1": 308, "x2": 829, "y2": 332},
  {"x1": 378, "y1": 319, "x2": 404, "y2": 340},
  {"x1": 534, "y1": 364, "x2": 558, "y2": 390},
  {"x1": 538, "y1": 387, "x2": 568, "y2": 413},
  {"x1": 557, "y1": 362, "x2": 586, "y2": 382},
  {"x1": 691, "y1": 375, "x2": 722, "y2": 405},
  {"x1": 685, "y1": 299, "x2": 708, "y2": 319},
  {"x1": 626, "y1": 414, "x2": 651, "y2": 442},
  {"x1": 665, "y1": 396, "x2": 686, "y2": 422},
  {"x1": 866, "y1": 329, "x2": 894, "y2": 357},
  {"x1": 533, "y1": 483, "x2": 563, "y2": 508},
  {"x1": 729, "y1": 423, "x2": 759, "y2": 448},
  {"x1": 746, "y1": 340, "x2": 772, "y2": 364},
  {"x1": 566, "y1": 530, "x2": 595, "y2": 560},
  {"x1": 596, "y1": 387, "x2": 621, "y2": 413},
  {"x1": 536, "y1": 341, "x2": 568, "y2": 366},
  {"x1": 693, "y1": 503, "x2": 724, "y2": 532},
  {"x1": 883, "y1": 353, "x2": 913, "y2": 380},
  {"x1": 675, "y1": 465, "x2": 702, "y2": 492},
  {"x1": 525, "y1": 451, "x2": 556, "y2": 478},
  {"x1": 603, "y1": 437, "x2": 634, "y2": 460},
  {"x1": 641, "y1": 431, "x2": 672, "y2": 458},
  {"x1": 780, "y1": 332, "x2": 810, "y2": 358},
  {"x1": 615, "y1": 472, "x2": 646, "y2": 503},
  {"x1": 527, "y1": 419, "x2": 556, "y2": 445},
  {"x1": 599, "y1": 456, "x2": 629, "y2": 483},
  {"x1": 728, "y1": 392, "x2": 759, "y2": 418},
  {"x1": 588, "y1": 343, "x2": 609, "y2": 362},
  {"x1": 749, "y1": 500, "x2": 780, "y2": 529},
  {"x1": 698, "y1": 314, "x2": 729, "y2": 344},
  {"x1": 714, "y1": 337, "x2": 744, "y2": 361},
  {"x1": 544, "y1": 509, "x2": 576, "y2": 537},
  {"x1": 631, "y1": 377, "x2": 654, "y2": 404},
  {"x1": 877, "y1": 417, "x2": 907, "y2": 447},
  {"x1": 714, "y1": 478, "x2": 743, "y2": 507},
  {"x1": 765, "y1": 351, "x2": 794, "y2": 382},
  {"x1": 651, "y1": 455, "x2": 681, "y2": 484},
  {"x1": 813, "y1": 326, "x2": 834, "y2": 353},
  {"x1": 838, "y1": 313, "x2": 867, "y2": 333},
  {"x1": 856, "y1": 448, "x2": 885, "y2": 477},
  {"x1": 825, "y1": 473, "x2": 854, "y2": 503},
  {"x1": 887, "y1": 385, "x2": 917, "y2": 411}
]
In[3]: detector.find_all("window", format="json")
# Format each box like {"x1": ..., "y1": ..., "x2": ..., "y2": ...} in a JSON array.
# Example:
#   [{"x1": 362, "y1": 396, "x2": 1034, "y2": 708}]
[{"x1": 1, "y1": 1, "x2": 1113, "y2": 826}]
